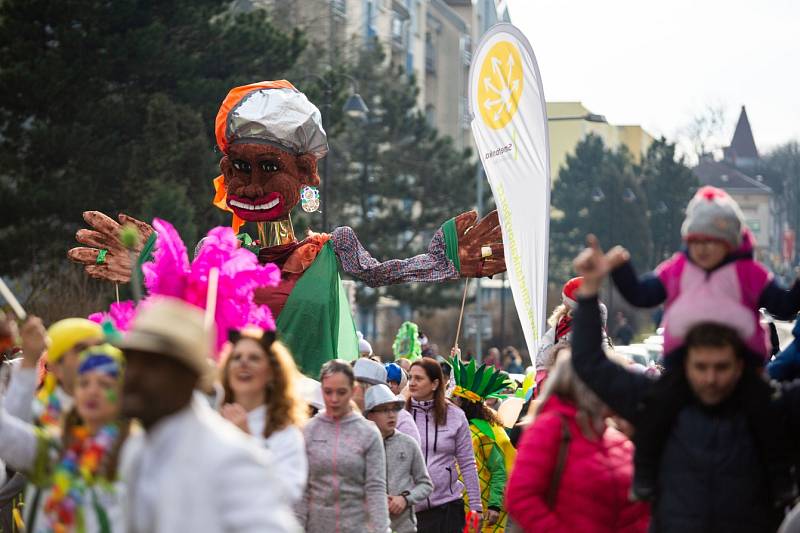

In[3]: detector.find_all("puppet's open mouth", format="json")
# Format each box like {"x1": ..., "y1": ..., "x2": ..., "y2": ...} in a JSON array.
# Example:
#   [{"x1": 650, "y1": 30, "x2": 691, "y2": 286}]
[{"x1": 227, "y1": 192, "x2": 284, "y2": 221}]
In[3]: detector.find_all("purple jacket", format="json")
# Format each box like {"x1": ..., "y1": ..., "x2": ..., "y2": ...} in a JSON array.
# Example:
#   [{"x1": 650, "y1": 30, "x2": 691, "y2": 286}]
[
  {"x1": 408, "y1": 399, "x2": 482, "y2": 513},
  {"x1": 396, "y1": 407, "x2": 421, "y2": 445}
]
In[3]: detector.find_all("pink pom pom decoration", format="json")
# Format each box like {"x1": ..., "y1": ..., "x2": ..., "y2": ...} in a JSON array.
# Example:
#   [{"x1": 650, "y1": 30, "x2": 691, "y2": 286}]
[
  {"x1": 141, "y1": 219, "x2": 280, "y2": 356},
  {"x1": 89, "y1": 301, "x2": 137, "y2": 332}
]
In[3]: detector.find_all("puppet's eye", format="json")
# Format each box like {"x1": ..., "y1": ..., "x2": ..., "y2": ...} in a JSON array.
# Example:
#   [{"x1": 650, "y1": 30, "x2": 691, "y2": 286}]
[
  {"x1": 260, "y1": 161, "x2": 279, "y2": 172},
  {"x1": 232, "y1": 160, "x2": 251, "y2": 173}
]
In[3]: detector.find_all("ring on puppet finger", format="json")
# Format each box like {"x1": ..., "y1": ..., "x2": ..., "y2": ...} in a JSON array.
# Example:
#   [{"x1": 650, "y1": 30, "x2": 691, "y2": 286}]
[
  {"x1": 481, "y1": 246, "x2": 493, "y2": 259},
  {"x1": 96, "y1": 249, "x2": 108, "y2": 265}
]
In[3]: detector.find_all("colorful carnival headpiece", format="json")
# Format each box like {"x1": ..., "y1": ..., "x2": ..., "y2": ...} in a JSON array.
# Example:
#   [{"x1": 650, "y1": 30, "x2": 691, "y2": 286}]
[
  {"x1": 214, "y1": 80, "x2": 327, "y2": 158},
  {"x1": 392, "y1": 321, "x2": 422, "y2": 361},
  {"x1": 449, "y1": 357, "x2": 513, "y2": 403},
  {"x1": 46, "y1": 318, "x2": 103, "y2": 364},
  {"x1": 77, "y1": 343, "x2": 124, "y2": 378},
  {"x1": 38, "y1": 318, "x2": 105, "y2": 416}
]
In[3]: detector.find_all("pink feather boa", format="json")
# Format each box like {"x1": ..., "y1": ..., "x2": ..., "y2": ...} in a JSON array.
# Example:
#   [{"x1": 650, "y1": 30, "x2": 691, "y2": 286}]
[{"x1": 141, "y1": 219, "x2": 280, "y2": 356}]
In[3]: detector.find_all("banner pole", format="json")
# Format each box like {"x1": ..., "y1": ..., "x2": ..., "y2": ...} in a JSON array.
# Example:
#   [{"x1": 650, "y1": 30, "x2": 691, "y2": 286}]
[{"x1": 453, "y1": 278, "x2": 471, "y2": 354}]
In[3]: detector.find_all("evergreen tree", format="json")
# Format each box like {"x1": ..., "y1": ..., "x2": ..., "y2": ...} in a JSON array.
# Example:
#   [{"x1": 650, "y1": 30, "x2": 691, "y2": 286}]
[
  {"x1": 0, "y1": 0, "x2": 305, "y2": 275},
  {"x1": 550, "y1": 134, "x2": 652, "y2": 283},
  {"x1": 303, "y1": 44, "x2": 480, "y2": 310},
  {"x1": 640, "y1": 137, "x2": 698, "y2": 263},
  {"x1": 759, "y1": 141, "x2": 800, "y2": 262}
]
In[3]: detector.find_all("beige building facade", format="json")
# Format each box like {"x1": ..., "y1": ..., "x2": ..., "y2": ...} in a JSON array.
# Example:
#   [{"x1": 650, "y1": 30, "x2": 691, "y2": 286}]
[
  {"x1": 235, "y1": 0, "x2": 510, "y2": 152},
  {"x1": 546, "y1": 101, "x2": 655, "y2": 182}
]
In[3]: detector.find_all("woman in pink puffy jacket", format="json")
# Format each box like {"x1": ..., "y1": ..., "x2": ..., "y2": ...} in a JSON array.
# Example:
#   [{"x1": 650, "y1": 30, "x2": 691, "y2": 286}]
[{"x1": 506, "y1": 349, "x2": 649, "y2": 533}]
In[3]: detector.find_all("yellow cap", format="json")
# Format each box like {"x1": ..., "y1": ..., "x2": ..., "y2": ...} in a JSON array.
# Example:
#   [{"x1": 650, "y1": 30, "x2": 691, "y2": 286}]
[{"x1": 46, "y1": 318, "x2": 103, "y2": 363}]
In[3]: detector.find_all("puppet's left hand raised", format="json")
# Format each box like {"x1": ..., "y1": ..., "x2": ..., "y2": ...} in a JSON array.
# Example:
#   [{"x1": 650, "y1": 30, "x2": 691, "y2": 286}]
[{"x1": 455, "y1": 210, "x2": 505, "y2": 278}]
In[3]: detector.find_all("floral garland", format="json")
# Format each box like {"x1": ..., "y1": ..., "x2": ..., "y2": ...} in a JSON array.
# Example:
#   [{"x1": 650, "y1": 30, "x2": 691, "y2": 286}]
[
  {"x1": 43, "y1": 423, "x2": 119, "y2": 532},
  {"x1": 35, "y1": 388, "x2": 64, "y2": 429}
]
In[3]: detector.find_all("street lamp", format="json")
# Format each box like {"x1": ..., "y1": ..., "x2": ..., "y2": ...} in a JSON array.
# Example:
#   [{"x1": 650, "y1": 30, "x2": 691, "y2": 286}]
[
  {"x1": 343, "y1": 93, "x2": 369, "y2": 120},
  {"x1": 297, "y1": 73, "x2": 368, "y2": 229},
  {"x1": 548, "y1": 113, "x2": 608, "y2": 123}
]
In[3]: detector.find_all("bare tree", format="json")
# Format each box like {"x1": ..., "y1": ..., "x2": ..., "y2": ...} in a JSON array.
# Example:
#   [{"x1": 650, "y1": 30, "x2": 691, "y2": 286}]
[{"x1": 683, "y1": 104, "x2": 728, "y2": 161}]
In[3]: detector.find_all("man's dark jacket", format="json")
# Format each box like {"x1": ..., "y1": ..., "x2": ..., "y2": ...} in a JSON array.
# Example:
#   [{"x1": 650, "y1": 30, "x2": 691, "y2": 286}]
[{"x1": 571, "y1": 295, "x2": 800, "y2": 533}]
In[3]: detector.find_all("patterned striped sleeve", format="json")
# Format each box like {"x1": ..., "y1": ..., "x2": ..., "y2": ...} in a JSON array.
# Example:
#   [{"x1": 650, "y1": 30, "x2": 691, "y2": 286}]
[{"x1": 330, "y1": 226, "x2": 459, "y2": 288}]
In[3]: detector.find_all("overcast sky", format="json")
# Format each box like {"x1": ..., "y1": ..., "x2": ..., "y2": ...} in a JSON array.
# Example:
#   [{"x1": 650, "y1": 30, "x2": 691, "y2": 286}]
[{"x1": 506, "y1": 0, "x2": 800, "y2": 160}]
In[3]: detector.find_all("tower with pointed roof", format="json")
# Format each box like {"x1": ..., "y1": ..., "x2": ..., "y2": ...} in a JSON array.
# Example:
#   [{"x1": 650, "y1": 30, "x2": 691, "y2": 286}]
[
  {"x1": 723, "y1": 106, "x2": 759, "y2": 170},
  {"x1": 693, "y1": 105, "x2": 776, "y2": 253}
]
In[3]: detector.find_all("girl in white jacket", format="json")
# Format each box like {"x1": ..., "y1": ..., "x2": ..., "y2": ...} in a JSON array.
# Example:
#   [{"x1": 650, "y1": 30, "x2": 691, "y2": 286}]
[{"x1": 219, "y1": 328, "x2": 308, "y2": 504}]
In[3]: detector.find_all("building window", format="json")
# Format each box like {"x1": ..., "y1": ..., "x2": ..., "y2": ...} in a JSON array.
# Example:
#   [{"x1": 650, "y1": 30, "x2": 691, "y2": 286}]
[
  {"x1": 425, "y1": 31, "x2": 436, "y2": 74},
  {"x1": 366, "y1": 0, "x2": 377, "y2": 40},
  {"x1": 410, "y1": 0, "x2": 421, "y2": 35},
  {"x1": 460, "y1": 34, "x2": 472, "y2": 66},
  {"x1": 425, "y1": 104, "x2": 436, "y2": 128},
  {"x1": 391, "y1": 11, "x2": 408, "y2": 49},
  {"x1": 331, "y1": 0, "x2": 346, "y2": 17}
]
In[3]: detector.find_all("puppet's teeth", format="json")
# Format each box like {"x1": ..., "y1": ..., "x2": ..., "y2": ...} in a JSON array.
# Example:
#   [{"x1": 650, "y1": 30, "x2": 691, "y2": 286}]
[
  {"x1": 254, "y1": 198, "x2": 279, "y2": 210},
  {"x1": 231, "y1": 198, "x2": 279, "y2": 210}
]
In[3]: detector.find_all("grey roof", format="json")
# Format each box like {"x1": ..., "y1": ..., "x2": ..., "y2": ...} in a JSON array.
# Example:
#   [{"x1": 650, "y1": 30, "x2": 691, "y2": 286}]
[
  {"x1": 726, "y1": 105, "x2": 759, "y2": 160},
  {"x1": 692, "y1": 160, "x2": 772, "y2": 195}
]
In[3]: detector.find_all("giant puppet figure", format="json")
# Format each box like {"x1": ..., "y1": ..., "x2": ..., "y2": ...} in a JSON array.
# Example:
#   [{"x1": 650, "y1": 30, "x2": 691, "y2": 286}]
[{"x1": 69, "y1": 81, "x2": 505, "y2": 375}]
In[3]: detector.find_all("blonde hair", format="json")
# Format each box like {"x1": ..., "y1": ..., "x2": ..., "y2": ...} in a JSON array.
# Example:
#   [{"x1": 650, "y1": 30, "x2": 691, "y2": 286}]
[
  {"x1": 222, "y1": 340, "x2": 307, "y2": 438},
  {"x1": 527, "y1": 347, "x2": 607, "y2": 438},
  {"x1": 547, "y1": 303, "x2": 570, "y2": 329}
]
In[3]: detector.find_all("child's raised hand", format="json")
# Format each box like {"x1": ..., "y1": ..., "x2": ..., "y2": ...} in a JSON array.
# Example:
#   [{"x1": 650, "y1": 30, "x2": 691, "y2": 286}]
[{"x1": 606, "y1": 245, "x2": 630, "y2": 269}]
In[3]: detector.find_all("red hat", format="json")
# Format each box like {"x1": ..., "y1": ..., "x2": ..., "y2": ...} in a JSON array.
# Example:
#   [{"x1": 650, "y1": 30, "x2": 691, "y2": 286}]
[{"x1": 562, "y1": 277, "x2": 583, "y2": 309}]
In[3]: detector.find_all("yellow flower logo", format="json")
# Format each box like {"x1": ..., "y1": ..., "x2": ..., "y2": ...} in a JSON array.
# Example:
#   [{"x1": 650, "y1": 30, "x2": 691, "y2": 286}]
[{"x1": 477, "y1": 41, "x2": 523, "y2": 130}]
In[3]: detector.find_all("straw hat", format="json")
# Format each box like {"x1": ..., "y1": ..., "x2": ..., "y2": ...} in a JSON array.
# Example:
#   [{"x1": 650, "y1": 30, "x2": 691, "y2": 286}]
[{"x1": 116, "y1": 297, "x2": 214, "y2": 378}]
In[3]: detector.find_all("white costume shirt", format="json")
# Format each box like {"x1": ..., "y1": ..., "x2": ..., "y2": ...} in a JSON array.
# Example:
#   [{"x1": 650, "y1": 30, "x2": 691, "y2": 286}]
[{"x1": 120, "y1": 396, "x2": 300, "y2": 533}]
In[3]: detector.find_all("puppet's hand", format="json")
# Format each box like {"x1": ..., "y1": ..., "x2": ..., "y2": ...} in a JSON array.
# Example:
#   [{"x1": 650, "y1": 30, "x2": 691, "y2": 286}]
[
  {"x1": 454, "y1": 210, "x2": 505, "y2": 278},
  {"x1": 67, "y1": 212, "x2": 154, "y2": 283}
]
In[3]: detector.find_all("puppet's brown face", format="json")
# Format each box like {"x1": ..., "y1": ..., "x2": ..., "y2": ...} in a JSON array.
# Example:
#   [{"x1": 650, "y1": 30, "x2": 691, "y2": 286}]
[{"x1": 220, "y1": 144, "x2": 319, "y2": 222}]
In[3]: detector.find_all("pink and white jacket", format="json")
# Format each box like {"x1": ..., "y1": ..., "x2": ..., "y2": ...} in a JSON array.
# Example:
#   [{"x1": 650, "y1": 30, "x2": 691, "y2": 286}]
[{"x1": 612, "y1": 231, "x2": 800, "y2": 363}]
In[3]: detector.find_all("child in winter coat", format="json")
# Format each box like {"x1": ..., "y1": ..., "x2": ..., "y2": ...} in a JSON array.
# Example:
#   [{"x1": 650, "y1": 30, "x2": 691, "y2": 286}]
[
  {"x1": 607, "y1": 185, "x2": 800, "y2": 502},
  {"x1": 365, "y1": 384, "x2": 433, "y2": 533}
]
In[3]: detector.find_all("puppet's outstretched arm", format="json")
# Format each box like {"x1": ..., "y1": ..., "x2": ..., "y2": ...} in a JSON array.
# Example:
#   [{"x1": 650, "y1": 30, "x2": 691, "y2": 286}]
[{"x1": 331, "y1": 210, "x2": 505, "y2": 288}]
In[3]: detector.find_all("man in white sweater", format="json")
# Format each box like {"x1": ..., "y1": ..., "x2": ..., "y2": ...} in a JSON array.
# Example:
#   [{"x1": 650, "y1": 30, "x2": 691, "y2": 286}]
[{"x1": 117, "y1": 297, "x2": 299, "y2": 533}]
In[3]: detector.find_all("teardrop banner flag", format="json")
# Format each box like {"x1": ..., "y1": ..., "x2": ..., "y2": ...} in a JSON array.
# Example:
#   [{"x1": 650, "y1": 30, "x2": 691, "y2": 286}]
[{"x1": 468, "y1": 23, "x2": 550, "y2": 356}]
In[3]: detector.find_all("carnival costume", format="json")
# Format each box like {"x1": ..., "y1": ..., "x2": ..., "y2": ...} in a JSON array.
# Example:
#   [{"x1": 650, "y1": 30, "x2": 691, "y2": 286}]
[
  {"x1": 450, "y1": 357, "x2": 516, "y2": 533},
  {"x1": 0, "y1": 344, "x2": 127, "y2": 533}
]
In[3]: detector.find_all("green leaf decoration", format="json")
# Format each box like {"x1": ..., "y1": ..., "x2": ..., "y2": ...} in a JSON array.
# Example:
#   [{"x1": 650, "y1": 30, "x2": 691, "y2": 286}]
[{"x1": 471, "y1": 418, "x2": 497, "y2": 443}]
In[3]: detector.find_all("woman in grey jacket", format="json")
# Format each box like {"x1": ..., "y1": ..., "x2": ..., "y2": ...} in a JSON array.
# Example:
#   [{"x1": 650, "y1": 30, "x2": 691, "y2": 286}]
[{"x1": 297, "y1": 359, "x2": 390, "y2": 533}]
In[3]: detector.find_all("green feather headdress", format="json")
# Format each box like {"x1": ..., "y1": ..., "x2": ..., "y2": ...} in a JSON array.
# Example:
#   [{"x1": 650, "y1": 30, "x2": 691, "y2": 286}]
[
  {"x1": 449, "y1": 357, "x2": 514, "y2": 403},
  {"x1": 392, "y1": 321, "x2": 421, "y2": 360}
]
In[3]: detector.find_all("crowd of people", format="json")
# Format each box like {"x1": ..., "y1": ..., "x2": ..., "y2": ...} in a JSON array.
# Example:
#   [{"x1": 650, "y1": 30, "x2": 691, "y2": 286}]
[{"x1": 0, "y1": 185, "x2": 799, "y2": 533}]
